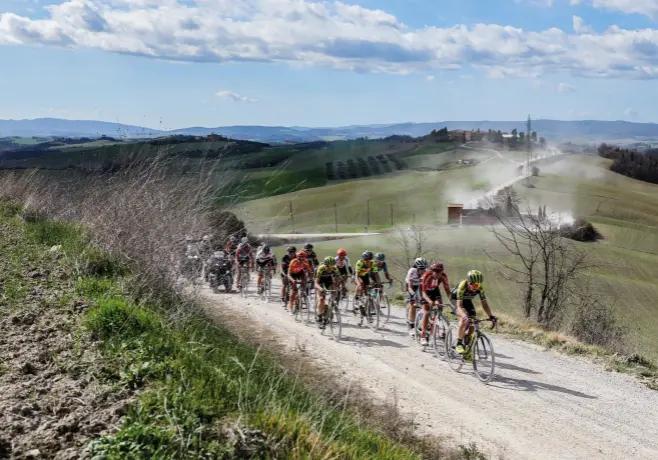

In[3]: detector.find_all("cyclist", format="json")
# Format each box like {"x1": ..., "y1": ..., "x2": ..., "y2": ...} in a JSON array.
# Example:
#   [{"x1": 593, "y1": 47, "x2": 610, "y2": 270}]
[
  {"x1": 405, "y1": 258, "x2": 428, "y2": 336},
  {"x1": 336, "y1": 248, "x2": 353, "y2": 297},
  {"x1": 451, "y1": 270, "x2": 497, "y2": 355},
  {"x1": 354, "y1": 251, "x2": 381, "y2": 315},
  {"x1": 373, "y1": 253, "x2": 393, "y2": 288},
  {"x1": 280, "y1": 246, "x2": 297, "y2": 303},
  {"x1": 234, "y1": 237, "x2": 254, "y2": 290},
  {"x1": 287, "y1": 250, "x2": 312, "y2": 314},
  {"x1": 418, "y1": 261, "x2": 451, "y2": 346},
  {"x1": 314, "y1": 256, "x2": 341, "y2": 329},
  {"x1": 303, "y1": 243, "x2": 320, "y2": 270},
  {"x1": 225, "y1": 235, "x2": 237, "y2": 256},
  {"x1": 255, "y1": 245, "x2": 277, "y2": 295}
]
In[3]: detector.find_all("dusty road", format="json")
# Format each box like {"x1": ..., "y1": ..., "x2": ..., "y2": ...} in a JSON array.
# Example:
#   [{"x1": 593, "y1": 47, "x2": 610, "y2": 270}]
[{"x1": 203, "y1": 278, "x2": 658, "y2": 460}]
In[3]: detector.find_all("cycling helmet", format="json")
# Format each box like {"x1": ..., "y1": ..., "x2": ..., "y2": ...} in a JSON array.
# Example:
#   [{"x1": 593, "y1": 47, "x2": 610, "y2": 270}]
[
  {"x1": 238, "y1": 242, "x2": 247, "y2": 250},
  {"x1": 337, "y1": 248, "x2": 347, "y2": 257},
  {"x1": 296, "y1": 250, "x2": 307, "y2": 259},
  {"x1": 324, "y1": 256, "x2": 336, "y2": 266},
  {"x1": 229, "y1": 236, "x2": 236, "y2": 242},
  {"x1": 241, "y1": 236, "x2": 248, "y2": 244},
  {"x1": 362, "y1": 251, "x2": 374, "y2": 260},
  {"x1": 304, "y1": 243, "x2": 313, "y2": 250},
  {"x1": 286, "y1": 245, "x2": 297, "y2": 253},
  {"x1": 414, "y1": 258, "x2": 428, "y2": 269},
  {"x1": 202, "y1": 235, "x2": 210, "y2": 242},
  {"x1": 430, "y1": 261, "x2": 444, "y2": 272},
  {"x1": 262, "y1": 245, "x2": 270, "y2": 253},
  {"x1": 467, "y1": 269, "x2": 483, "y2": 284},
  {"x1": 375, "y1": 252, "x2": 386, "y2": 261}
]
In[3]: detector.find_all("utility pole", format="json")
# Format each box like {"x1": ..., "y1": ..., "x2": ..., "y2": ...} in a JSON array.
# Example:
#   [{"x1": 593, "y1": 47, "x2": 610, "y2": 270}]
[
  {"x1": 390, "y1": 203, "x2": 394, "y2": 226},
  {"x1": 289, "y1": 200, "x2": 294, "y2": 233},
  {"x1": 525, "y1": 114, "x2": 533, "y2": 186},
  {"x1": 367, "y1": 199, "x2": 370, "y2": 227},
  {"x1": 334, "y1": 202, "x2": 338, "y2": 233}
]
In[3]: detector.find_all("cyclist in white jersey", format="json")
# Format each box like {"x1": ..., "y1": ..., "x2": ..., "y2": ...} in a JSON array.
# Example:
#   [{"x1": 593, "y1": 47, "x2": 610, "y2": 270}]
[{"x1": 405, "y1": 258, "x2": 428, "y2": 335}]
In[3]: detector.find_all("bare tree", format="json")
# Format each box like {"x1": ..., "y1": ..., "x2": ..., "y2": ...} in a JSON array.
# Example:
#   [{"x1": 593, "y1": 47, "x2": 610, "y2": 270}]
[
  {"x1": 390, "y1": 224, "x2": 440, "y2": 286},
  {"x1": 485, "y1": 203, "x2": 596, "y2": 329}
]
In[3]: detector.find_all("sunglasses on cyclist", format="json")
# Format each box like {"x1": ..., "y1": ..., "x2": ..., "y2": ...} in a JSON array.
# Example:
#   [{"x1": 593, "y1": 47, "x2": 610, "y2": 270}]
[{"x1": 469, "y1": 282, "x2": 481, "y2": 290}]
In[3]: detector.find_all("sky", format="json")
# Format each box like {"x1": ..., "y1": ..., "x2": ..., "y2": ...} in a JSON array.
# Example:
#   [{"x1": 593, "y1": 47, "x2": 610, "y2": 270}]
[{"x1": 1, "y1": 0, "x2": 658, "y2": 128}]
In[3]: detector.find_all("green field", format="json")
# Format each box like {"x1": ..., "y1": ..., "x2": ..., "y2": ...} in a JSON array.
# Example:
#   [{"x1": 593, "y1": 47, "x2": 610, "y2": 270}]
[
  {"x1": 236, "y1": 157, "x2": 521, "y2": 233},
  {"x1": 252, "y1": 154, "x2": 658, "y2": 360}
]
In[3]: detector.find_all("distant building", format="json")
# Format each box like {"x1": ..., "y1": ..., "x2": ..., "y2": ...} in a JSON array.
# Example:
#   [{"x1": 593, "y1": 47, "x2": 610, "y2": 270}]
[{"x1": 448, "y1": 130, "x2": 472, "y2": 142}]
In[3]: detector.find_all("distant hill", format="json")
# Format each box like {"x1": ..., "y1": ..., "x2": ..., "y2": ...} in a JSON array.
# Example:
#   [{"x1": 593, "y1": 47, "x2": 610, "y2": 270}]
[{"x1": 3, "y1": 118, "x2": 658, "y2": 143}]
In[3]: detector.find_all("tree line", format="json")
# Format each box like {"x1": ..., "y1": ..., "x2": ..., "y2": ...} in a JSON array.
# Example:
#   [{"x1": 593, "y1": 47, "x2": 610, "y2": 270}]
[{"x1": 598, "y1": 143, "x2": 658, "y2": 185}]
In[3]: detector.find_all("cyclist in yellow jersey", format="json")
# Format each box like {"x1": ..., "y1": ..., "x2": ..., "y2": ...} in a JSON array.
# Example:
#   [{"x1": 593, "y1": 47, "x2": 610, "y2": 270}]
[
  {"x1": 315, "y1": 256, "x2": 341, "y2": 329},
  {"x1": 354, "y1": 251, "x2": 381, "y2": 314},
  {"x1": 450, "y1": 270, "x2": 497, "y2": 355}
]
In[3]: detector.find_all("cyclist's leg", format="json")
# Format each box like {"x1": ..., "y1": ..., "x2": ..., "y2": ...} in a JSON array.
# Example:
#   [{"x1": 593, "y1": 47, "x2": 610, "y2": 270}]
[
  {"x1": 316, "y1": 283, "x2": 327, "y2": 319},
  {"x1": 421, "y1": 296, "x2": 431, "y2": 339},
  {"x1": 456, "y1": 300, "x2": 476, "y2": 352}
]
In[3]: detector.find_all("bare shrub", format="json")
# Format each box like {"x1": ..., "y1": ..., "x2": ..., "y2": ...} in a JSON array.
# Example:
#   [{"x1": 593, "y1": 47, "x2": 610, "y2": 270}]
[
  {"x1": 571, "y1": 297, "x2": 625, "y2": 351},
  {"x1": 390, "y1": 224, "x2": 440, "y2": 288},
  {"x1": 0, "y1": 149, "x2": 232, "y2": 309},
  {"x1": 486, "y1": 203, "x2": 597, "y2": 330},
  {"x1": 559, "y1": 218, "x2": 603, "y2": 242}
]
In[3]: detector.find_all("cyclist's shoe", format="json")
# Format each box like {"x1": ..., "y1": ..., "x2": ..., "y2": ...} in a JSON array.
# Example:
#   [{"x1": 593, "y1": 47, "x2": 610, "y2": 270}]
[
  {"x1": 280, "y1": 296, "x2": 285, "y2": 303},
  {"x1": 420, "y1": 336, "x2": 429, "y2": 347},
  {"x1": 456, "y1": 344, "x2": 466, "y2": 355}
]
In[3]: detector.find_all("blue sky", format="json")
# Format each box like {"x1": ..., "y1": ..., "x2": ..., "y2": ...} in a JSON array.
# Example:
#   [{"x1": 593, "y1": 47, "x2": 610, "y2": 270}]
[{"x1": 1, "y1": 0, "x2": 658, "y2": 128}]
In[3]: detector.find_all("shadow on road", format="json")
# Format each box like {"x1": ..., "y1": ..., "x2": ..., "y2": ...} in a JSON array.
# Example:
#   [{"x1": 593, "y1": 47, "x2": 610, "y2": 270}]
[
  {"x1": 492, "y1": 375, "x2": 596, "y2": 399},
  {"x1": 340, "y1": 336, "x2": 408, "y2": 349},
  {"x1": 495, "y1": 360, "x2": 542, "y2": 375}
]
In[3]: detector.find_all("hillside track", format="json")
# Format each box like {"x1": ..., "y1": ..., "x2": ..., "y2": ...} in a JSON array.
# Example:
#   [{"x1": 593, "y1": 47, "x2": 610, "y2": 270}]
[{"x1": 203, "y1": 278, "x2": 658, "y2": 460}]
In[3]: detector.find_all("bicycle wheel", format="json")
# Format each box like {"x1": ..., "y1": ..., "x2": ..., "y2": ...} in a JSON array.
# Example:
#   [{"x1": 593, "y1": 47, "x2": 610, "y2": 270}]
[
  {"x1": 473, "y1": 333, "x2": 496, "y2": 383},
  {"x1": 294, "y1": 294, "x2": 305, "y2": 322},
  {"x1": 302, "y1": 293, "x2": 314, "y2": 325},
  {"x1": 240, "y1": 271, "x2": 249, "y2": 298},
  {"x1": 445, "y1": 325, "x2": 464, "y2": 371},
  {"x1": 380, "y1": 293, "x2": 391, "y2": 324},
  {"x1": 432, "y1": 315, "x2": 450, "y2": 360},
  {"x1": 327, "y1": 302, "x2": 342, "y2": 341},
  {"x1": 366, "y1": 297, "x2": 380, "y2": 331}
]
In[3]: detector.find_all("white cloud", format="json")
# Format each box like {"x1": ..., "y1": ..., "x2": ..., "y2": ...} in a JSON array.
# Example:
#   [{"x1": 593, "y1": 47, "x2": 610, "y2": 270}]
[
  {"x1": 216, "y1": 90, "x2": 257, "y2": 103},
  {"x1": 624, "y1": 107, "x2": 639, "y2": 118},
  {"x1": 426, "y1": 75, "x2": 435, "y2": 81},
  {"x1": 572, "y1": 15, "x2": 594, "y2": 34},
  {"x1": 2, "y1": 1, "x2": 658, "y2": 79},
  {"x1": 516, "y1": 0, "x2": 554, "y2": 6},
  {"x1": 578, "y1": 0, "x2": 658, "y2": 20},
  {"x1": 557, "y1": 82, "x2": 576, "y2": 92}
]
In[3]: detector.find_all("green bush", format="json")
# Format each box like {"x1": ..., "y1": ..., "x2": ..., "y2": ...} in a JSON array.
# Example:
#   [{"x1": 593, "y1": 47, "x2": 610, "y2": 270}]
[
  {"x1": 85, "y1": 299, "x2": 161, "y2": 341},
  {"x1": 81, "y1": 246, "x2": 127, "y2": 278},
  {"x1": 0, "y1": 197, "x2": 22, "y2": 218},
  {"x1": 25, "y1": 220, "x2": 86, "y2": 251}
]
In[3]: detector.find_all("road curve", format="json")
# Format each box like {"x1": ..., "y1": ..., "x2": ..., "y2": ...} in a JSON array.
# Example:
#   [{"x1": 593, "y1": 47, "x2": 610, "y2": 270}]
[{"x1": 204, "y1": 278, "x2": 658, "y2": 460}]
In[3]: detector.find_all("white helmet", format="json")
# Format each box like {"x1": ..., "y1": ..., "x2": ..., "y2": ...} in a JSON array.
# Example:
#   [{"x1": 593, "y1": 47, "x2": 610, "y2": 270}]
[
  {"x1": 202, "y1": 235, "x2": 210, "y2": 242},
  {"x1": 241, "y1": 236, "x2": 248, "y2": 244}
]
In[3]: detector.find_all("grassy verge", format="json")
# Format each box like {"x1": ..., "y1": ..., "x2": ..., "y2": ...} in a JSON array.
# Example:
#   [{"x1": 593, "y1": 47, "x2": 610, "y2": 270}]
[{"x1": 0, "y1": 209, "x2": 486, "y2": 458}]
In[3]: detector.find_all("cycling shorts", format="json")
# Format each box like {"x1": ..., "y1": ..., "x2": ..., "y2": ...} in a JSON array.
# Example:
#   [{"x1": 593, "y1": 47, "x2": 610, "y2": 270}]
[
  {"x1": 289, "y1": 272, "x2": 305, "y2": 281},
  {"x1": 238, "y1": 259, "x2": 250, "y2": 267},
  {"x1": 456, "y1": 298, "x2": 477, "y2": 317},
  {"x1": 422, "y1": 288, "x2": 443, "y2": 304},
  {"x1": 317, "y1": 278, "x2": 334, "y2": 290},
  {"x1": 338, "y1": 266, "x2": 348, "y2": 276},
  {"x1": 358, "y1": 274, "x2": 371, "y2": 287}
]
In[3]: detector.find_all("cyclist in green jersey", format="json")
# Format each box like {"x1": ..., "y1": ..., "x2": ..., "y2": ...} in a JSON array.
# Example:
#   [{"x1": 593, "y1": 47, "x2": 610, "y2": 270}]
[
  {"x1": 354, "y1": 251, "x2": 381, "y2": 307},
  {"x1": 315, "y1": 256, "x2": 341, "y2": 329},
  {"x1": 451, "y1": 270, "x2": 497, "y2": 355}
]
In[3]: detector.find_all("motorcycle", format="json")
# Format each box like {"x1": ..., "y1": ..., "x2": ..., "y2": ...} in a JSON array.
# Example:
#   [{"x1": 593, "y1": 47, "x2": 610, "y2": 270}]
[{"x1": 208, "y1": 262, "x2": 233, "y2": 293}]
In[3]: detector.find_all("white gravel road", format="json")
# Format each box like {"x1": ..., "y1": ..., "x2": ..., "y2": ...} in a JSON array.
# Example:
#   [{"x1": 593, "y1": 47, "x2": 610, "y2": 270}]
[{"x1": 202, "y1": 278, "x2": 658, "y2": 460}]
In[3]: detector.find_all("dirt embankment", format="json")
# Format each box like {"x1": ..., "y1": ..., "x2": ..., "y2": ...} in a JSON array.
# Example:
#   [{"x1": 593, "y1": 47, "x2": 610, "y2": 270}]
[{"x1": 0, "y1": 223, "x2": 135, "y2": 460}]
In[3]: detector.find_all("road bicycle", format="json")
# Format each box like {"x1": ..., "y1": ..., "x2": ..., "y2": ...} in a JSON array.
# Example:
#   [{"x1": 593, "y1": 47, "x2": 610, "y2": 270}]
[
  {"x1": 237, "y1": 263, "x2": 251, "y2": 298},
  {"x1": 445, "y1": 317, "x2": 497, "y2": 383},
  {"x1": 377, "y1": 282, "x2": 392, "y2": 324},
  {"x1": 319, "y1": 288, "x2": 342, "y2": 340},
  {"x1": 355, "y1": 285, "x2": 381, "y2": 331},
  {"x1": 257, "y1": 266, "x2": 274, "y2": 302},
  {"x1": 413, "y1": 303, "x2": 454, "y2": 359},
  {"x1": 290, "y1": 280, "x2": 311, "y2": 323}
]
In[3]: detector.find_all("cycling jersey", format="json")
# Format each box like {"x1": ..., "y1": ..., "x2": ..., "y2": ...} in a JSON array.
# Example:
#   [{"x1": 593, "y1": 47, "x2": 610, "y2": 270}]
[
  {"x1": 405, "y1": 267, "x2": 423, "y2": 286},
  {"x1": 355, "y1": 259, "x2": 378, "y2": 277},
  {"x1": 256, "y1": 252, "x2": 277, "y2": 267},
  {"x1": 452, "y1": 280, "x2": 487, "y2": 301},
  {"x1": 336, "y1": 256, "x2": 353, "y2": 275},
  {"x1": 305, "y1": 250, "x2": 319, "y2": 267},
  {"x1": 421, "y1": 270, "x2": 450, "y2": 293},
  {"x1": 376, "y1": 261, "x2": 389, "y2": 274},
  {"x1": 288, "y1": 258, "x2": 312, "y2": 275},
  {"x1": 235, "y1": 246, "x2": 252, "y2": 262},
  {"x1": 315, "y1": 264, "x2": 340, "y2": 282},
  {"x1": 281, "y1": 254, "x2": 294, "y2": 273}
]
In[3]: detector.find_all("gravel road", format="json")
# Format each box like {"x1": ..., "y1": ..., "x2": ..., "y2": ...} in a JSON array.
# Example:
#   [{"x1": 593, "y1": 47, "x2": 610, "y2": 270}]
[{"x1": 203, "y1": 277, "x2": 658, "y2": 460}]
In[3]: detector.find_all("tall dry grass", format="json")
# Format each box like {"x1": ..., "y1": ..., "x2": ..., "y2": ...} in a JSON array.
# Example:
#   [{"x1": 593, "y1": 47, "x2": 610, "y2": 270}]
[{"x1": 0, "y1": 152, "x2": 230, "y2": 310}]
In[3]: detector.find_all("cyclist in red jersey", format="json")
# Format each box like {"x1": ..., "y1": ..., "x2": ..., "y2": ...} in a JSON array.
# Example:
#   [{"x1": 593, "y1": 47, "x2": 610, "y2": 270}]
[{"x1": 419, "y1": 261, "x2": 450, "y2": 346}]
